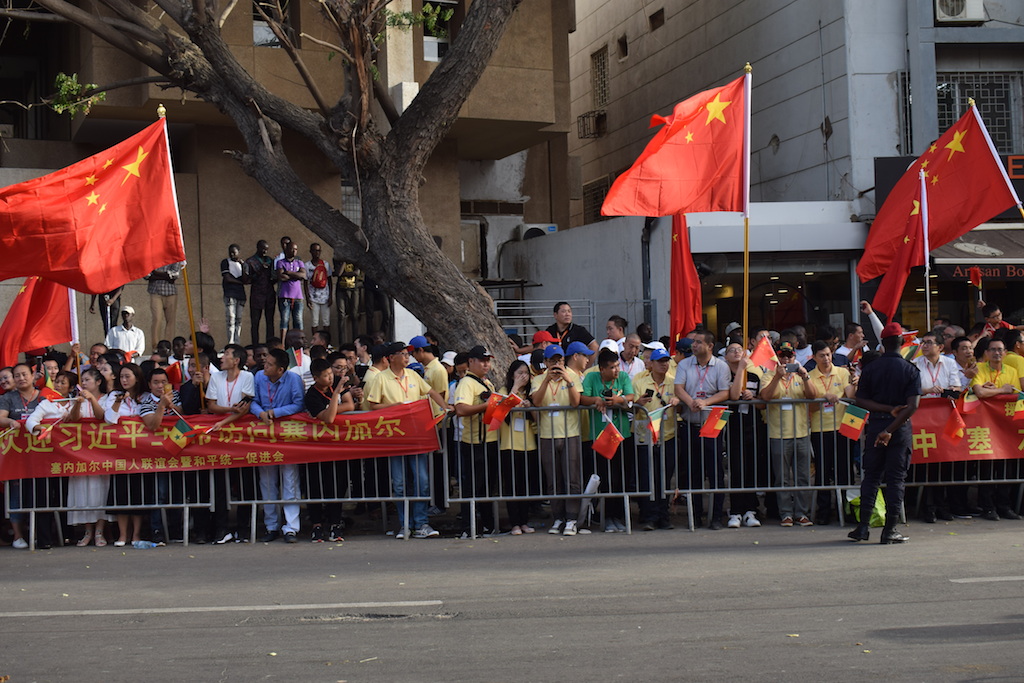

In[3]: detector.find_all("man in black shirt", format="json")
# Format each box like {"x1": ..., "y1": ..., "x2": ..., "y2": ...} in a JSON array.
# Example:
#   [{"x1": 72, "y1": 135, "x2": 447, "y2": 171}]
[
  {"x1": 848, "y1": 322, "x2": 921, "y2": 544},
  {"x1": 545, "y1": 302, "x2": 598, "y2": 357}
]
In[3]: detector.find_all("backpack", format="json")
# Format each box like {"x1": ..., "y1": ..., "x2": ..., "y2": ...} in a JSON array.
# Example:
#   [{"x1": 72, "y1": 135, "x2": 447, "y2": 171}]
[{"x1": 311, "y1": 261, "x2": 328, "y2": 289}]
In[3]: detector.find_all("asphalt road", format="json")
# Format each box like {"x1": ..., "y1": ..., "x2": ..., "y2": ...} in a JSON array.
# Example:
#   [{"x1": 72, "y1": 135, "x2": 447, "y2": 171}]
[{"x1": 2, "y1": 515, "x2": 1024, "y2": 682}]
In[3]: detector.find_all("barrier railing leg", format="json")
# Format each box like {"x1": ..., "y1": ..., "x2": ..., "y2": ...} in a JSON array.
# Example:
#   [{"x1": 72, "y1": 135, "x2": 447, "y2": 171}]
[
  {"x1": 403, "y1": 499, "x2": 410, "y2": 540},
  {"x1": 250, "y1": 503, "x2": 258, "y2": 544},
  {"x1": 622, "y1": 494, "x2": 631, "y2": 534},
  {"x1": 835, "y1": 487, "x2": 845, "y2": 527},
  {"x1": 29, "y1": 510, "x2": 36, "y2": 551},
  {"x1": 182, "y1": 505, "x2": 190, "y2": 548},
  {"x1": 686, "y1": 493, "x2": 694, "y2": 532},
  {"x1": 53, "y1": 511, "x2": 64, "y2": 547},
  {"x1": 469, "y1": 500, "x2": 477, "y2": 539}
]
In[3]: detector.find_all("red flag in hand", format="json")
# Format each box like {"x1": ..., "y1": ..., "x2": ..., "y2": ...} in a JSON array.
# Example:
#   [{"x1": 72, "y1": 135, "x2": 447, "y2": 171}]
[
  {"x1": 699, "y1": 406, "x2": 730, "y2": 438},
  {"x1": 601, "y1": 74, "x2": 747, "y2": 217},
  {"x1": 968, "y1": 266, "x2": 983, "y2": 289},
  {"x1": 0, "y1": 119, "x2": 185, "y2": 294},
  {"x1": 0, "y1": 277, "x2": 71, "y2": 368},
  {"x1": 942, "y1": 403, "x2": 966, "y2": 444},
  {"x1": 592, "y1": 422, "x2": 625, "y2": 460},
  {"x1": 858, "y1": 106, "x2": 1019, "y2": 283},
  {"x1": 487, "y1": 393, "x2": 523, "y2": 431},
  {"x1": 749, "y1": 335, "x2": 779, "y2": 372}
]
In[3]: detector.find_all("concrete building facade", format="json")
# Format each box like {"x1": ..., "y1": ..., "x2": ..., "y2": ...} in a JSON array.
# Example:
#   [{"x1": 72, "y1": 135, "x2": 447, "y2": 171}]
[{"x1": 500, "y1": 0, "x2": 1024, "y2": 340}]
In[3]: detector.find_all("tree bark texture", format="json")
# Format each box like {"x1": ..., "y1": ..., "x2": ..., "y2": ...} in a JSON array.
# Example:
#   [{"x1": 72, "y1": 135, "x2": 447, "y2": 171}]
[{"x1": 4, "y1": 0, "x2": 524, "y2": 373}]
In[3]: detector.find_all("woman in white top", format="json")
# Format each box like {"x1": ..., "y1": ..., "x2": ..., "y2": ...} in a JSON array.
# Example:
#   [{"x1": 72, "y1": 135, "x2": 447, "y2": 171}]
[
  {"x1": 67, "y1": 368, "x2": 114, "y2": 546},
  {"x1": 101, "y1": 363, "x2": 146, "y2": 547}
]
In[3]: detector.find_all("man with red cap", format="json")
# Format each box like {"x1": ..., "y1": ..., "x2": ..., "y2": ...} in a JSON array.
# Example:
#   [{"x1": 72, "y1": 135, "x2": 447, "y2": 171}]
[{"x1": 848, "y1": 321, "x2": 921, "y2": 544}]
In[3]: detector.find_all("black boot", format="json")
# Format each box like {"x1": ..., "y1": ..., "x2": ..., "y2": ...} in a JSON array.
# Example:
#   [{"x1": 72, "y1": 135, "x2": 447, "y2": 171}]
[
  {"x1": 880, "y1": 515, "x2": 908, "y2": 544},
  {"x1": 847, "y1": 523, "x2": 869, "y2": 542}
]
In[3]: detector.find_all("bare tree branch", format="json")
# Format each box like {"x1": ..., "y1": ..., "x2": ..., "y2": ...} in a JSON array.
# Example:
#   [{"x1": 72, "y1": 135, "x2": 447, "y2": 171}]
[
  {"x1": 252, "y1": 2, "x2": 331, "y2": 117},
  {"x1": 95, "y1": 0, "x2": 169, "y2": 39},
  {"x1": 34, "y1": 0, "x2": 167, "y2": 73},
  {"x1": 298, "y1": 32, "x2": 353, "y2": 62},
  {"x1": 385, "y1": 0, "x2": 523, "y2": 180},
  {"x1": 0, "y1": 8, "x2": 68, "y2": 22},
  {"x1": 151, "y1": 0, "x2": 186, "y2": 26},
  {"x1": 217, "y1": 0, "x2": 238, "y2": 28}
]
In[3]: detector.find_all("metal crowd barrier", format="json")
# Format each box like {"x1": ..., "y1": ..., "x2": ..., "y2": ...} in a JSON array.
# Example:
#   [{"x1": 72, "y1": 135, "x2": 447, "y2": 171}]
[
  {"x1": 443, "y1": 405, "x2": 655, "y2": 538},
  {"x1": 4, "y1": 470, "x2": 215, "y2": 550}
]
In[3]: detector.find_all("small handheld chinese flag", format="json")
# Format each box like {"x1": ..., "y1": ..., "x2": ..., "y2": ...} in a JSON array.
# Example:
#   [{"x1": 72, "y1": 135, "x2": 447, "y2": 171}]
[
  {"x1": 838, "y1": 404, "x2": 868, "y2": 440},
  {"x1": 39, "y1": 386, "x2": 63, "y2": 401},
  {"x1": 699, "y1": 406, "x2": 730, "y2": 438},
  {"x1": 942, "y1": 403, "x2": 966, "y2": 444},
  {"x1": 749, "y1": 335, "x2": 779, "y2": 372},
  {"x1": 487, "y1": 393, "x2": 523, "y2": 431},
  {"x1": 165, "y1": 361, "x2": 183, "y2": 389},
  {"x1": 592, "y1": 422, "x2": 625, "y2": 460},
  {"x1": 968, "y1": 266, "x2": 983, "y2": 289},
  {"x1": 482, "y1": 393, "x2": 504, "y2": 425}
]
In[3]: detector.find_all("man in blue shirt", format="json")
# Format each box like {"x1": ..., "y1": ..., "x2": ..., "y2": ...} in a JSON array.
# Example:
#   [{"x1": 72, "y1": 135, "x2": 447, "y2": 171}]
[{"x1": 250, "y1": 348, "x2": 306, "y2": 542}]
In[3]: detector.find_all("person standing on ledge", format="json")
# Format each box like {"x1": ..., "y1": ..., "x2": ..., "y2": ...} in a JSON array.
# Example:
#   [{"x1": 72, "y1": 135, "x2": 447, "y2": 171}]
[{"x1": 848, "y1": 322, "x2": 921, "y2": 545}]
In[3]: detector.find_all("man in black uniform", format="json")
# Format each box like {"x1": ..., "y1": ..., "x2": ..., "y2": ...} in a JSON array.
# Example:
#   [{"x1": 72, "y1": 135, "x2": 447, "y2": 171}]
[{"x1": 849, "y1": 322, "x2": 921, "y2": 544}]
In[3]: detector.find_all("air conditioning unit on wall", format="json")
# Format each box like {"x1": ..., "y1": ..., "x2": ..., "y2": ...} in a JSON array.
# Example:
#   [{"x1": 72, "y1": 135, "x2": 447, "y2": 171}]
[{"x1": 935, "y1": 0, "x2": 986, "y2": 24}]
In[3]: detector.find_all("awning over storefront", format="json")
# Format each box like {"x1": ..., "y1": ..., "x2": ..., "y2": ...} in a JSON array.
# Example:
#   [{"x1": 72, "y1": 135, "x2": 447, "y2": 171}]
[{"x1": 933, "y1": 224, "x2": 1024, "y2": 280}]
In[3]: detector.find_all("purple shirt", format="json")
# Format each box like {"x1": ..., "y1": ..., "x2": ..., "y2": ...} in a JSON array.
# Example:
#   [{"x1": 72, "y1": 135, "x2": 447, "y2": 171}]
[{"x1": 277, "y1": 258, "x2": 305, "y2": 300}]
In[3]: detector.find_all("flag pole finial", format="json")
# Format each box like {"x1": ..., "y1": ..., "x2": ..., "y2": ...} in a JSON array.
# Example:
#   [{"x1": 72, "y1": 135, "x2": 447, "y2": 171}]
[
  {"x1": 744, "y1": 62, "x2": 752, "y2": 74},
  {"x1": 157, "y1": 103, "x2": 166, "y2": 118},
  {"x1": 967, "y1": 97, "x2": 976, "y2": 108}
]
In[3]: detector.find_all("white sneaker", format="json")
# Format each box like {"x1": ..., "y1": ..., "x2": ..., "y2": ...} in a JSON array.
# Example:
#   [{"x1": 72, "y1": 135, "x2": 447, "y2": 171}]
[
  {"x1": 743, "y1": 511, "x2": 761, "y2": 527},
  {"x1": 562, "y1": 520, "x2": 578, "y2": 536},
  {"x1": 413, "y1": 524, "x2": 440, "y2": 539},
  {"x1": 12, "y1": 538, "x2": 28, "y2": 549},
  {"x1": 548, "y1": 519, "x2": 565, "y2": 535},
  {"x1": 727, "y1": 514, "x2": 742, "y2": 529}
]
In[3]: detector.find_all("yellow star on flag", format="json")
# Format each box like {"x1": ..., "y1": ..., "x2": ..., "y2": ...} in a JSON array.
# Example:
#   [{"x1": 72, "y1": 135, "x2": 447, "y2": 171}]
[
  {"x1": 945, "y1": 129, "x2": 966, "y2": 161},
  {"x1": 931, "y1": 174, "x2": 940, "y2": 184},
  {"x1": 99, "y1": 203, "x2": 108, "y2": 214},
  {"x1": 910, "y1": 199, "x2": 920, "y2": 216},
  {"x1": 704, "y1": 94, "x2": 731, "y2": 125},
  {"x1": 921, "y1": 160, "x2": 929, "y2": 168},
  {"x1": 84, "y1": 175, "x2": 98, "y2": 186},
  {"x1": 121, "y1": 145, "x2": 149, "y2": 185},
  {"x1": 685, "y1": 131, "x2": 694, "y2": 143},
  {"x1": 86, "y1": 192, "x2": 100, "y2": 206},
  {"x1": 928, "y1": 144, "x2": 937, "y2": 154},
  {"x1": 103, "y1": 159, "x2": 114, "y2": 169}
]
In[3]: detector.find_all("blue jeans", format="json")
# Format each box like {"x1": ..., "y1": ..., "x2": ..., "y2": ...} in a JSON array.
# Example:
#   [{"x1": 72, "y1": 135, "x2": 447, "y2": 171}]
[
  {"x1": 277, "y1": 297, "x2": 303, "y2": 331},
  {"x1": 390, "y1": 454, "x2": 430, "y2": 531}
]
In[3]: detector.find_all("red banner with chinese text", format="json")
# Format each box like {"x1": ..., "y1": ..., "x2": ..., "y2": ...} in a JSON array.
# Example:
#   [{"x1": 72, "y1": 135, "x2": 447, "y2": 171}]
[
  {"x1": 910, "y1": 395, "x2": 1023, "y2": 464},
  {"x1": 0, "y1": 402, "x2": 440, "y2": 480}
]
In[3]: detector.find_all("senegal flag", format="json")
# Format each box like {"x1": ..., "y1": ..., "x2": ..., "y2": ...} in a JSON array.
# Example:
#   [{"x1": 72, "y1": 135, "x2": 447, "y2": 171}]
[
  {"x1": 839, "y1": 404, "x2": 867, "y2": 440},
  {"x1": 699, "y1": 406, "x2": 730, "y2": 438},
  {"x1": 163, "y1": 417, "x2": 196, "y2": 455}
]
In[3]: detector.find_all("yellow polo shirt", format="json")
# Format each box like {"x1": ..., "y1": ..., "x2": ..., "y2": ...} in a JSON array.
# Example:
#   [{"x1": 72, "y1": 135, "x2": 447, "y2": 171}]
[
  {"x1": 632, "y1": 370, "x2": 677, "y2": 443},
  {"x1": 366, "y1": 367, "x2": 432, "y2": 407},
  {"x1": 454, "y1": 373, "x2": 499, "y2": 445},
  {"x1": 531, "y1": 367, "x2": 583, "y2": 439},
  {"x1": 972, "y1": 363, "x2": 1022, "y2": 391},
  {"x1": 762, "y1": 370, "x2": 810, "y2": 439},
  {"x1": 806, "y1": 366, "x2": 852, "y2": 432},
  {"x1": 497, "y1": 385, "x2": 537, "y2": 452},
  {"x1": 359, "y1": 365, "x2": 382, "y2": 410}
]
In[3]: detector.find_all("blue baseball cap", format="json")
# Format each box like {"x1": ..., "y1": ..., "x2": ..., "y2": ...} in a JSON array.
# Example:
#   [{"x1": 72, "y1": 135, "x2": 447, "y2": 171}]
[
  {"x1": 565, "y1": 341, "x2": 594, "y2": 356},
  {"x1": 650, "y1": 349, "x2": 670, "y2": 362},
  {"x1": 675, "y1": 338, "x2": 692, "y2": 351},
  {"x1": 543, "y1": 344, "x2": 565, "y2": 359},
  {"x1": 407, "y1": 335, "x2": 430, "y2": 350}
]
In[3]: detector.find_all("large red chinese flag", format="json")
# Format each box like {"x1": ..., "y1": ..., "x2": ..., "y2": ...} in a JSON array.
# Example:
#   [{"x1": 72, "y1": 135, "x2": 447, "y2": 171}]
[
  {"x1": 0, "y1": 119, "x2": 185, "y2": 294},
  {"x1": 858, "y1": 106, "x2": 1019, "y2": 282},
  {"x1": 601, "y1": 74, "x2": 747, "y2": 217},
  {"x1": 871, "y1": 173, "x2": 926, "y2": 319},
  {"x1": 670, "y1": 215, "x2": 703, "y2": 340},
  {"x1": 0, "y1": 277, "x2": 71, "y2": 367}
]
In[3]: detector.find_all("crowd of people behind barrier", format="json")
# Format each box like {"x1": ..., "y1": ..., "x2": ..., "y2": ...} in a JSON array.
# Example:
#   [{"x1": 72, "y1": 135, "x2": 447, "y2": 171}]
[{"x1": 4, "y1": 240, "x2": 1024, "y2": 550}]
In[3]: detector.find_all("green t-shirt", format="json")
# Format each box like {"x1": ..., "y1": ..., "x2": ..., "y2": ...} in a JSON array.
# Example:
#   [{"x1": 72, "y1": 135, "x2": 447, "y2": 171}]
[{"x1": 582, "y1": 370, "x2": 635, "y2": 440}]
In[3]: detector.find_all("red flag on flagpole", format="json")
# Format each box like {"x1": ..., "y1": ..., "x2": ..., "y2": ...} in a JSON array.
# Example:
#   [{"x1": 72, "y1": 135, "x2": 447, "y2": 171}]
[
  {"x1": 0, "y1": 119, "x2": 185, "y2": 294},
  {"x1": 0, "y1": 277, "x2": 72, "y2": 367},
  {"x1": 858, "y1": 105, "x2": 1020, "y2": 283},
  {"x1": 872, "y1": 172, "x2": 926, "y2": 319},
  {"x1": 670, "y1": 215, "x2": 703, "y2": 341},
  {"x1": 601, "y1": 74, "x2": 747, "y2": 218}
]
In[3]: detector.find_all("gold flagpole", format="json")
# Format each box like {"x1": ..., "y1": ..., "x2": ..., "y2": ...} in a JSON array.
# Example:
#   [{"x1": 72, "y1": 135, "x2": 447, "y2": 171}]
[
  {"x1": 742, "y1": 64, "x2": 752, "y2": 364},
  {"x1": 158, "y1": 104, "x2": 206, "y2": 409}
]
